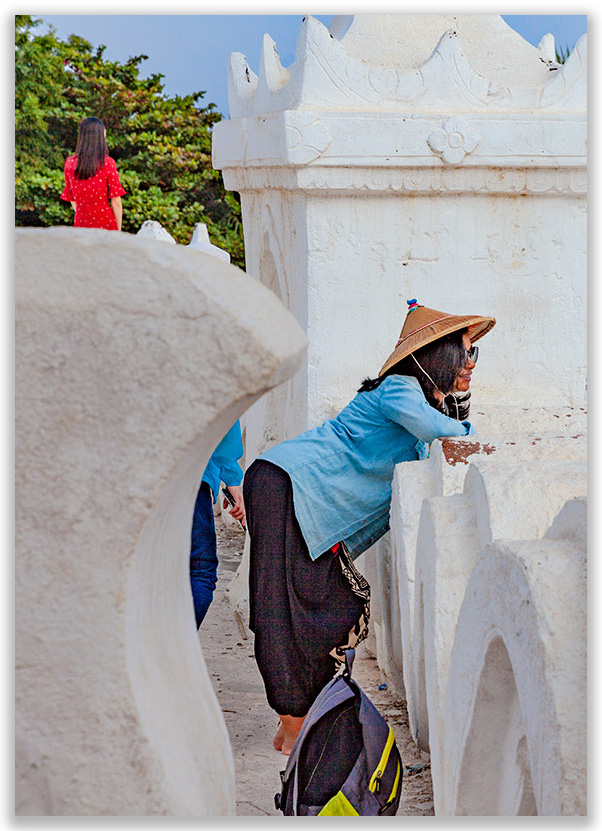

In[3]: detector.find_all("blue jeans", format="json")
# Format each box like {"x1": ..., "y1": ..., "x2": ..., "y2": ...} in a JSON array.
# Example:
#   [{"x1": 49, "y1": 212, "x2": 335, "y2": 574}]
[{"x1": 190, "y1": 481, "x2": 218, "y2": 628}]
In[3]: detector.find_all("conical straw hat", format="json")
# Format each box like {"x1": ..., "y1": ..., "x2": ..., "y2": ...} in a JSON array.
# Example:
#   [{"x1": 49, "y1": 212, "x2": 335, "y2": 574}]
[{"x1": 378, "y1": 299, "x2": 496, "y2": 377}]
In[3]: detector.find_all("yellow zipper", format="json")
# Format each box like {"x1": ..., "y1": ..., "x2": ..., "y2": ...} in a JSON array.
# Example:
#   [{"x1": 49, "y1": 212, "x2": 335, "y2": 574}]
[
  {"x1": 369, "y1": 726, "x2": 395, "y2": 794},
  {"x1": 387, "y1": 760, "x2": 401, "y2": 805}
]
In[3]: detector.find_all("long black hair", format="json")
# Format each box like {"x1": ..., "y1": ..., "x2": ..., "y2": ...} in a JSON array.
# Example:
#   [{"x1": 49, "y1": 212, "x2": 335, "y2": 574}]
[
  {"x1": 358, "y1": 329, "x2": 468, "y2": 409},
  {"x1": 75, "y1": 117, "x2": 109, "y2": 180}
]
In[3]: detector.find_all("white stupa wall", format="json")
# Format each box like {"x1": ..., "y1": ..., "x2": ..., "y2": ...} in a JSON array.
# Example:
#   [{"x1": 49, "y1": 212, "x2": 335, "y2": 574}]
[
  {"x1": 304, "y1": 189, "x2": 586, "y2": 423},
  {"x1": 213, "y1": 13, "x2": 587, "y2": 816},
  {"x1": 235, "y1": 191, "x2": 311, "y2": 459},
  {"x1": 214, "y1": 14, "x2": 587, "y2": 453}
]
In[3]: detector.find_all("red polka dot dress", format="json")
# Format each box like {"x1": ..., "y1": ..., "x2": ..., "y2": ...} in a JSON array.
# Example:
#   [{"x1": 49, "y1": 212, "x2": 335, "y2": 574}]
[{"x1": 61, "y1": 155, "x2": 126, "y2": 230}]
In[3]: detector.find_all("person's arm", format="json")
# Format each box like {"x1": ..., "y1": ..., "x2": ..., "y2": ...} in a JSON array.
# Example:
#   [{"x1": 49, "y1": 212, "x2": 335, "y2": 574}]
[
  {"x1": 106, "y1": 158, "x2": 126, "y2": 230},
  {"x1": 110, "y1": 197, "x2": 123, "y2": 231},
  {"x1": 207, "y1": 421, "x2": 246, "y2": 525},
  {"x1": 60, "y1": 159, "x2": 75, "y2": 208},
  {"x1": 379, "y1": 379, "x2": 474, "y2": 443}
]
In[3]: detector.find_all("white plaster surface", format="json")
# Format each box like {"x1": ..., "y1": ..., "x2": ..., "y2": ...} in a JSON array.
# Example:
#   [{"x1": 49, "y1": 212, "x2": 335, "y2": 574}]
[
  {"x1": 187, "y1": 222, "x2": 231, "y2": 262},
  {"x1": 136, "y1": 219, "x2": 176, "y2": 244},
  {"x1": 404, "y1": 436, "x2": 586, "y2": 813},
  {"x1": 222, "y1": 15, "x2": 585, "y2": 118},
  {"x1": 214, "y1": 13, "x2": 587, "y2": 463},
  {"x1": 15, "y1": 227, "x2": 306, "y2": 815},
  {"x1": 212, "y1": 12, "x2": 587, "y2": 816},
  {"x1": 328, "y1": 15, "x2": 554, "y2": 84},
  {"x1": 443, "y1": 520, "x2": 586, "y2": 815},
  {"x1": 356, "y1": 534, "x2": 404, "y2": 699}
]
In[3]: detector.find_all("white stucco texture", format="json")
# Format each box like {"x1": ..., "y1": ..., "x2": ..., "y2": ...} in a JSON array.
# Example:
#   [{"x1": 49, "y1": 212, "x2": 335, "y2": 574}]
[
  {"x1": 388, "y1": 428, "x2": 586, "y2": 816},
  {"x1": 444, "y1": 516, "x2": 586, "y2": 816},
  {"x1": 214, "y1": 13, "x2": 586, "y2": 461},
  {"x1": 328, "y1": 14, "x2": 553, "y2": 84},
  {"x1": 15, "y1": 227, "x2": 306, "y2": 815}
]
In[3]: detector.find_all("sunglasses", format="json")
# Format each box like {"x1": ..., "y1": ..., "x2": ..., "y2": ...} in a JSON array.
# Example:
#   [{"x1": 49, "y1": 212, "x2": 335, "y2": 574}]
[{"x1": 465, "y1": 346, "x2": 479, "y2": 365}]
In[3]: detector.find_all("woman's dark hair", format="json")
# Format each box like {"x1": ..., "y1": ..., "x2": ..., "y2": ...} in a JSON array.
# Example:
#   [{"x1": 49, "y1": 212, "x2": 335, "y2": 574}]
[
  {"x1": 358, "y1": 329, "x2": 468, "y2": 408},
  {"x1": 75, "y1": 117, "x2": 108, "y2": 180}
]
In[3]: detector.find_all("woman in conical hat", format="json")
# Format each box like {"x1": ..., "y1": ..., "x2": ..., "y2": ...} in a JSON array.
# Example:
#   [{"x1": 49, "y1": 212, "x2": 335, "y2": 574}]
[{"x1": 243, "y1": 299, "x2": 495, "y2": 755}]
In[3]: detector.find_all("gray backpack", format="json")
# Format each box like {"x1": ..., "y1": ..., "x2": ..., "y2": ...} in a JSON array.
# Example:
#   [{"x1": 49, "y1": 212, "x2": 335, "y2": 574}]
[{"x1": 275, "y1": 649, "x2": 403, "y2": 816}]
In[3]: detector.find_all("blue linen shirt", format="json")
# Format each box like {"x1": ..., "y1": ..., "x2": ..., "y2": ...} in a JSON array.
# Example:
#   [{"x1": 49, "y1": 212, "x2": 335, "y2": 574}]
[
  {"x1": 202, "y1": 420, "x2": 244, "y2": 503},
  {"x1": 259, "y1": 376, "x2": 473, "y2": 561}
]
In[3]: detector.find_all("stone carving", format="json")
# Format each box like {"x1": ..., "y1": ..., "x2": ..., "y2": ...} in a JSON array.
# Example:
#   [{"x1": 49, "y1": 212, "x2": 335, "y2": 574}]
[
  {"x1": 284, "y1": 112, "x2": 331, "y2": 164},
  {"x1": 427, "y1": 117, "x2": 481, "y2": 164},
  {"x1": 223, "y1": 16, "x2": 586, "y2": 116},
  {"x1": 136, "y1": 219, "x2": 176, "y2": 243},
  {"x1": 187, "y1": 222, "x2": 231, "y2": 262},
  {"x1": 537, "y1": 33, "x2": 557, "y2": 64},
  {"x1": 539, "y1": 34, "x2": 587, "y2": 111},
  {"x1": 221, "y1": 165, "x2": 587, "y2": 197},
  {"x1": 260, "y1": 33, "x2": 290, "y2": 92},
  {"x1": 227, "y1": 52, "x2": 258, "y2": 119},
  {"x1": 214, "y1": 16, "x2": 586, "y2": 196},
  {"x1": 15, "y1": 227, "x2": 306, "y2": 815},
  {"x1": 252, "y1": 34, "x2": 291, "y2": 116}
]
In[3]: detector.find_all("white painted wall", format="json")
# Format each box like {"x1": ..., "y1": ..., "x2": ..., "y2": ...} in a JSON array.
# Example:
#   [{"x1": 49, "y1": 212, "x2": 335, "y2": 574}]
[{"x1": 214, "y1": 14, "x2": 587, "y2": 455}]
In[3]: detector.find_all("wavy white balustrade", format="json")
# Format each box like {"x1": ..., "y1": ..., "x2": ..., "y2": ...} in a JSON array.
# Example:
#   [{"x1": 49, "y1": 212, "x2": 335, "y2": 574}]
[
  {"x1": 443, "y1": 499, "x2": 586, "y2": 815},
  {"x1": 387, "y1": 445, "x2": 468, "y2": 730},
  {"x1": 15, "y1": 228, "x2": 306, "y2": 815},
  {"x1": 387, "y1": 432, "x2": 586, "y2": 816},
  {"x1": 356, "y1": 533, "x2": 405, "y2": 698}
]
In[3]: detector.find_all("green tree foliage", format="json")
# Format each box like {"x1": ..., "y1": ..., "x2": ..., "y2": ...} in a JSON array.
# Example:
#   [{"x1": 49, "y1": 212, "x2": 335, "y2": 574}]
[
  {"x1": 555, "y1": 44, "x2": 571, "y2": 65},
  {"x1": 15, "y1": 15, "x2": 245, "y2": 267}
]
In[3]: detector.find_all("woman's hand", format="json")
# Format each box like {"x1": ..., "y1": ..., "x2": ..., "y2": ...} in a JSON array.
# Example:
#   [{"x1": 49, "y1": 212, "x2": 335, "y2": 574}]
[{"x1": 224, "y1": 484, "x2": 246, "y2": 528}]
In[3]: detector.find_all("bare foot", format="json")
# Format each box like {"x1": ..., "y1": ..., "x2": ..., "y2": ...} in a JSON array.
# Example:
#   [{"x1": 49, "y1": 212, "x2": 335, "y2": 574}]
[
  {"x1": 273, "y1": 720, "x2": 285, "y2": 752},
  {"x1": 273, "y1": 714, "x2": 305, "y2": 755}
]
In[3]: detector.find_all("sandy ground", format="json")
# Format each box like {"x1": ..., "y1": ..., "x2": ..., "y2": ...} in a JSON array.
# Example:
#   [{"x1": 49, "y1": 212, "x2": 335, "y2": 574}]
[{"x1": 198, "y1": 520, "x2": 435, "y2": 817}]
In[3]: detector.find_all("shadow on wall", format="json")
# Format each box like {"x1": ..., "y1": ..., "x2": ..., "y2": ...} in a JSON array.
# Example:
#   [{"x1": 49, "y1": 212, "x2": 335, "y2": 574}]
[{"x1": 455, "y1": 637, "x2": 536, "y2": 816}]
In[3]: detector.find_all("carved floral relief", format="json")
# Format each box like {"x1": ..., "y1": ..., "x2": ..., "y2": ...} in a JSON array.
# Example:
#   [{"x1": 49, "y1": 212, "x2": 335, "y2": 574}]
[{"x1": 427, "y1": 117, "x2": 481, "y2": 164}]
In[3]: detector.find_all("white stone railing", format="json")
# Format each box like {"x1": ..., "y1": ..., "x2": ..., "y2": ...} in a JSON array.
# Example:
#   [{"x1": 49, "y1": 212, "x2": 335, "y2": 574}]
[
  {"x1": 360, "y1": 412, "x2": 586, "y2": 815},
  {"x1": 15, "y1": 226, "x2": 306, "y2": 815}
]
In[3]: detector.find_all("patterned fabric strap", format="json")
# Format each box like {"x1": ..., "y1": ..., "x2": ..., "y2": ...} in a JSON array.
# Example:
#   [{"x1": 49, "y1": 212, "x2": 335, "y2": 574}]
[{"x1": 329, "y1": 541, "x2": 371, "y2": 669}]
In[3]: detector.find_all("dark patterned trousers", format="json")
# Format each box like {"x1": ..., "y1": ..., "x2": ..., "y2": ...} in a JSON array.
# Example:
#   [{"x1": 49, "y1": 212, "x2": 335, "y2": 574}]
[{"x1": 244, "y1": 459, "x2": 369, "y2": 717}]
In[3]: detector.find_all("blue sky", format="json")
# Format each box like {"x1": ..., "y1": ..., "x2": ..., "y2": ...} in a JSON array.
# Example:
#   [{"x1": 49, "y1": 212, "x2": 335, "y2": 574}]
[{"x1": 36, "y1": 12, "x2": 588, "y2": 118}]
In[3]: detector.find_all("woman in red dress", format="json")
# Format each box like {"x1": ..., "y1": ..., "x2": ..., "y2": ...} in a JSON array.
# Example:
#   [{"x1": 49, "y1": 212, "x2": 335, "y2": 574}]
[{"x1": 61, "y1": 117, "x2": 126, "y2": 230}]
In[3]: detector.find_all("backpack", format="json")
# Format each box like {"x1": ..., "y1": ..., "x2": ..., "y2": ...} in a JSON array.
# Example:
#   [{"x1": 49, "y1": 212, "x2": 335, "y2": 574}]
[{"x1": 275, "y1": 649, "x2": 403, "y2": 816}]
